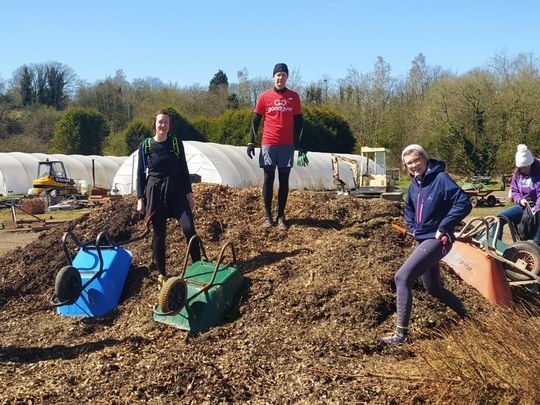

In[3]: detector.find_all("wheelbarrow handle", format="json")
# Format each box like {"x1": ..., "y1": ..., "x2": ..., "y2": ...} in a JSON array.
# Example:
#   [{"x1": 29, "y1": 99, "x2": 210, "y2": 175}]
[
  {"x1": 194, "y1": 241, "x2": 237, "y2": 295},
  {"x1": 49, "y1": 293, "x2": 72, "y2": 307},
  {"x1": 180, "y1": 235, "x2": 209, "y2": 278},
  {"x1": 77, "y1": 231, "x2": 111, "y2": 292},
  {"x1": 455, "y1": 217, "x2": 487, "y2": 239},
  {"x1": 62, "y1": 231, "x2": 82, "y2": 265},
  {"x1": 208, "y1": 241, "x2": 237, "y2": 287},
  {"x1": 455, "y1": 216, "x2": 503, "y2": 255},
  {"x1": 94, "y1": 230, "x2": 112, "y2": 273}
]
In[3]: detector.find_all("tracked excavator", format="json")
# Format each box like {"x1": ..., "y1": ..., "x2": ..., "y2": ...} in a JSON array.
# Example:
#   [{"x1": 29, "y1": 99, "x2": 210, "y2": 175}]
[
  {"x1": 30, "y1": 160, "x2": 77, "y2": 196},
  {"x1": 331, "y1": 147, "x2": 404, "y2": 201}
]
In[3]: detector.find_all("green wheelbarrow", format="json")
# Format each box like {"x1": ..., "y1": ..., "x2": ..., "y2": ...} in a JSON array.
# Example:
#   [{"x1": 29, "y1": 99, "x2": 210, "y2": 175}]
[{"x1": 153, "y1": 236, "x2": 246, "y2": 333}]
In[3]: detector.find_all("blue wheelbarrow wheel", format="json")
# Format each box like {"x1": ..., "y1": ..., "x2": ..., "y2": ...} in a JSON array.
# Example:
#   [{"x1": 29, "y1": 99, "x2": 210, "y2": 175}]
[
  {"x1": 54, "y1": 265, "x2": 82, "y2": 305},
  {"x1": 503, "y1": 242, "x2": 540, "y2": 281},
  {"x1": 158, "y1": 277, "x2": 187, "y2": 314}
]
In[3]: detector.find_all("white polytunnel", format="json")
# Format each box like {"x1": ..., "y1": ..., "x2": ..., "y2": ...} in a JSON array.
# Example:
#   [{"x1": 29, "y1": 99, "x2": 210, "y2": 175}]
[
  {"x1": 112, "y1": 141, "x2": 374, "y2": 195},
  {"x1": 0, "y1": 152, "x2": 128, "y2": 195}
]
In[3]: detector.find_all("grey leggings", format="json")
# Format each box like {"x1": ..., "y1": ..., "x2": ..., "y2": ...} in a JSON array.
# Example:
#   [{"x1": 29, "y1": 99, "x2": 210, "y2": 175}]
[{"x1": 395, "y1": 239, "x2": 466, "y2": 330}]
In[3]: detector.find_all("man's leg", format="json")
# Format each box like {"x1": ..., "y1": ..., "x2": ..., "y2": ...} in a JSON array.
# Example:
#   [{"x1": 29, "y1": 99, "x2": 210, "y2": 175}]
[
  {"x1": 277, "y1": 167, "x2": 291, "y2": 222},
  {"x1": 262, "y1": 166, "x2": 276, "y2": 225}
]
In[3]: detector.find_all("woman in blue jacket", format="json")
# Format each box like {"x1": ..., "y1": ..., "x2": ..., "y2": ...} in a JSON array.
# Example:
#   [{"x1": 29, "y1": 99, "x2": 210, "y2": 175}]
[{"x1": 381, "y1": 144, "x2": 472, "y2": 345}]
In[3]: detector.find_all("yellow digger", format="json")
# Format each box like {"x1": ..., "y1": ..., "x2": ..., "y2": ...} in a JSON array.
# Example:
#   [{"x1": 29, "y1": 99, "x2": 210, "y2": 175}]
[
  {"x1": 30, "y1": 160, "x2": 77, "y2": 196},
  {"x1": 331, "y1": 147, "x2": 403, "y2": 201}
]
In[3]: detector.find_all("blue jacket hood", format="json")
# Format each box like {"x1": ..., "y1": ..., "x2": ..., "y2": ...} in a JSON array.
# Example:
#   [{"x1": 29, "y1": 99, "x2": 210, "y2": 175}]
[{"x1": 411, "y1": 159, "x2": 446, "y2": 187}]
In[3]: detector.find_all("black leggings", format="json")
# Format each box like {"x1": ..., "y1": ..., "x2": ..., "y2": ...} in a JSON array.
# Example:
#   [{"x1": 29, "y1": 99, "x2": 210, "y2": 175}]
[
  {"x1": 262, "y1": 166, "x2": 291, "y2": 218},
  {"x1": 151, "y1": 210, "x2": 200, "y2": 276}
]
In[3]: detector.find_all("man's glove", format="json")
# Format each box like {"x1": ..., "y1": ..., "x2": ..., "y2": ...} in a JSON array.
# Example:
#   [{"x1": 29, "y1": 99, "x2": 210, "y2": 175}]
[
  {"x1": 247, "y1": 143, "x2": 255, "y2": 159},
  {"x1": 297, "y1": 150, "x2": 309, "y2": 167}
]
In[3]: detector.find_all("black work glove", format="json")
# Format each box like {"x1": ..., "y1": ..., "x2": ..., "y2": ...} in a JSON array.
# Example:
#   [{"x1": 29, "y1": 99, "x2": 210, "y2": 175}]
[{"x1": 247, "y1": 143, "x2": 255, "y2": 159}]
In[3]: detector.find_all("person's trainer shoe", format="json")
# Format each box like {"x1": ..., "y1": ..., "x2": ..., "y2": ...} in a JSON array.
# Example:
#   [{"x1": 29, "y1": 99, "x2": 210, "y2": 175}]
[
  {"x1": 380, "y1": 333, "x2": 410, "y2": 346},
  {"x1": 277, "y1": 216, "x2": 289, "y2": 231},
  {"x1": 263, "y1": 216, "x2": 274, "y2": 227},
  {"x1": 157, "y1": 274, "x2": 166, "y2": 291}
]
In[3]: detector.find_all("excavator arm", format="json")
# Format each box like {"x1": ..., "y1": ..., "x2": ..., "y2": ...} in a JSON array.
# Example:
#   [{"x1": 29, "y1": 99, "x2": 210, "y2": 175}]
[{"x1": 331, "y1": 154, "x2": 362, "y2": 190}]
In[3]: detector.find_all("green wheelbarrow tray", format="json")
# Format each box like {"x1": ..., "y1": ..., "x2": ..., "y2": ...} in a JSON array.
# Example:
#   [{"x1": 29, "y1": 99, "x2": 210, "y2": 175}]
[{"x1": 153, "y1": 236, "x2": 246, "y2": 333}]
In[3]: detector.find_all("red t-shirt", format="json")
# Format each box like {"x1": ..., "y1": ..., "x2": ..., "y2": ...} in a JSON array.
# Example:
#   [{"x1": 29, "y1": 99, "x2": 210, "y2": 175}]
[{"x1": 254, "y1": 88, "x2": 302, "y2": 145}]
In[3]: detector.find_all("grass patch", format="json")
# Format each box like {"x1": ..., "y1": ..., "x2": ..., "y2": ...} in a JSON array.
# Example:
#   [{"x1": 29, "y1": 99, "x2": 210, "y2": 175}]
[
  {"x1": 470, "y1": 202, "x2": 513, "y2": 218},
  {"x1": 0, "y1": 195, "x2": 25, "y2": 200},
  {"x1": 0, "y1": 207, "x2": 93, "y2": 222}
]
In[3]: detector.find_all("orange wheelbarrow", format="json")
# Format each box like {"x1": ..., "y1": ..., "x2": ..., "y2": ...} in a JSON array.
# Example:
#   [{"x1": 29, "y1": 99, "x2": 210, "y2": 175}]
[{"x1": 442, "y1": 216, "x2": 540, "y2": 306}]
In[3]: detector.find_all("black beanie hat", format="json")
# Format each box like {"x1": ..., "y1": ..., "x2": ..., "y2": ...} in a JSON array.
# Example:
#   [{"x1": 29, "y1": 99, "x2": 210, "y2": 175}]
[{"x1": 273, "y1": 63, "x2": 289, "y2": 76}]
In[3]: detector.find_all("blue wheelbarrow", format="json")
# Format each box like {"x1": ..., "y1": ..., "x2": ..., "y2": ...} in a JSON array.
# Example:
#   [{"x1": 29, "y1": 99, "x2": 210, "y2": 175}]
[{"x1": 50, "y1": 227, "x2": 148, "y2": 317}]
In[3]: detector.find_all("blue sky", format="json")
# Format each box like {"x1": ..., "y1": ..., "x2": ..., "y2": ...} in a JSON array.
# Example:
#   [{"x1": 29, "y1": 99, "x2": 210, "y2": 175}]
[{"x1": 1, "y1": 0, "x2": 539, "y2": 87}]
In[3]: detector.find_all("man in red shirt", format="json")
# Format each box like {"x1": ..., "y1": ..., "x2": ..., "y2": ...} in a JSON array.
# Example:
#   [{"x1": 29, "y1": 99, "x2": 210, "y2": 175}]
[{"x1": 247, "y1": 63, "x2": 308, "y2": 230}]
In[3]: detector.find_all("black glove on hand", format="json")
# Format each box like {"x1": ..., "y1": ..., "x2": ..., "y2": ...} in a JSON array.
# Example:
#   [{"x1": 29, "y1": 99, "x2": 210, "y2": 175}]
[{"x1": 247, "y1": 143, "x2": 255, "y2": 159}]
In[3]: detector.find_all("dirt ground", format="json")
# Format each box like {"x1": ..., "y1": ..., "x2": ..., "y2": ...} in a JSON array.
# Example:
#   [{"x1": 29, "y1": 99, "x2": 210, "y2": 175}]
[
  {"x1": 0, "y1": 184, "x2": 508, "y2": 403},
  {"x1": 0, "y1": 231, "x2": 40, "y2": 256}
]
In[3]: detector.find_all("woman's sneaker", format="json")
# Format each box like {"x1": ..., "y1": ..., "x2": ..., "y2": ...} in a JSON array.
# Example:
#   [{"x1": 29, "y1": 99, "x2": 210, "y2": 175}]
[
  {"x1": 157, "y1": 274, "x2": 166, "y2": 291},
  {"x1": 263, "y1": 215, "x2": 274, "y2": 227},
  {"x1": 380, "y1": 333, "x2": 410, "y2": 346},
  {"x1": 277, "y1": 216, "x2": 289, "y2": 231}
]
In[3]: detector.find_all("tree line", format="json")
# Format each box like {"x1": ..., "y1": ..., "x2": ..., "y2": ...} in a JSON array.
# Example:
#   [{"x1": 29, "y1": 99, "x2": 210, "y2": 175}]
[{"x1": 0, "y1": 53, "x2": 539, "y2": 175}]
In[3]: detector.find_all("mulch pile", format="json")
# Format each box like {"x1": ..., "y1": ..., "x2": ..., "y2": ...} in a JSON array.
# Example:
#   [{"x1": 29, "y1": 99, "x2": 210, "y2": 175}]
[{"x1": 0, "y1": 184, "x2": 492, "y2": 403}]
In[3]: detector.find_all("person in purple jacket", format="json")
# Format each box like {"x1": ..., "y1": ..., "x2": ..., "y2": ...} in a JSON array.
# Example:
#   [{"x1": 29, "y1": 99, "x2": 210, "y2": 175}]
[
  {"x1": 496, "y1": 144, "x2": 540, "y2": 245},
  {"x1": 380, "y1": 144, "x2": 472, "y2": 345}
]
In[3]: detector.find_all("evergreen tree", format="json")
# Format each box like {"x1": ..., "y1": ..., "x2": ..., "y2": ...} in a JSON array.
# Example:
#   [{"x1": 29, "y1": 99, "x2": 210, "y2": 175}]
[
  {"x1": 50, "y1": 108, "x2": 109, "y2": 154},
  {"x1": 20, "y1": 66, "x2": 33, "y2": 106},
  {"x1": 209, "y1": 70, "x2": 229, "y2": 93},
  {"x1": 125, "y1": 120, "x2": 151, "y2": 152}
]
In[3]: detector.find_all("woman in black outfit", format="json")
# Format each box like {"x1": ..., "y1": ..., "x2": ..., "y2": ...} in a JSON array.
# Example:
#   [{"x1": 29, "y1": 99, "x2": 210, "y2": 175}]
[{"x1": 136, "y1": 110, "x2": 200, "y2": 284}]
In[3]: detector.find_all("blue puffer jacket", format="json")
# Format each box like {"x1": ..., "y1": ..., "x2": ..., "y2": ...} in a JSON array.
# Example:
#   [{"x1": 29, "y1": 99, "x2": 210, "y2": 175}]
[{"x1": 404, "y1": 159, "x2": 472, "y2": 241}]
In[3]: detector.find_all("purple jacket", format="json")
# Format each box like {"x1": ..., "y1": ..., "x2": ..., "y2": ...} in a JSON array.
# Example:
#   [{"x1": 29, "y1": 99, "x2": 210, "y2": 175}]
[{"x1": 511, "y1": 158, "x2": 540, "y2": 213}]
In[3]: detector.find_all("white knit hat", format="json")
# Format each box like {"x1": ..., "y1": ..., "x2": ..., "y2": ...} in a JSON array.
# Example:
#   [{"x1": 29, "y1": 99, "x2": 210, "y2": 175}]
[
  {"x1": 401, "y1": 144, "x2": 428, "y2": 163},
  {"x1": 515, "y1": 144, "x2": 534, "y2": 168}
]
